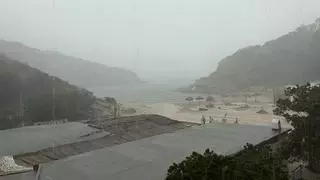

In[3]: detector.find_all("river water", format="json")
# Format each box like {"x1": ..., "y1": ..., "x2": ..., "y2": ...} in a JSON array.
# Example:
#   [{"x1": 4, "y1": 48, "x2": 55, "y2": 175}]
[{"x1": 88, "y1": 83, "x2": 204, "y2": 104}]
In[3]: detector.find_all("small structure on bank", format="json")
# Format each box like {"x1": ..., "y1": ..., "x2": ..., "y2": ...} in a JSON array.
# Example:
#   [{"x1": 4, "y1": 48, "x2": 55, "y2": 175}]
[
  {"x1": 205, "y1": 104, "x2": 214, "y2": 108},
  {"x1": 208, "y1": 116, "x2": 214, "y2": 123},
  {"x1": 198, "y1": 107, "x2": 208, "y2": 111},
  {"x1": 201, "y1": 115, "x2": 206, "y2": 125},
  {"x1": 234, "y1": 117, "x2": 239, "y2": 124},
  {"x1": 272, "y1": 118, "x2": 282, "y2": 131},
  {"x1": 222, "y1": 113, "x2": 228, "y2": 123},
  {"x1": 256, "y1": 107, "x2": 268, "y2": 114},
  {"x1": 185, "y1": 96, "x2": 194, "y2": 104}
]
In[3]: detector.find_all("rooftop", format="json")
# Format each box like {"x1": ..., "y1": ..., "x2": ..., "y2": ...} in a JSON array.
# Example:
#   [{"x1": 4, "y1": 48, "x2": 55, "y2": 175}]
[
  {"x1": 11, "y1": 115, "x2": 195, "y2": 167},
  {"x1": 36, "y1": 123, "x2": 289, "y2": 180},
  {"x1": 0, "y1": 122, "x2": 105, "y2": 156},
  {"x1": 0, "y1": 116, "x2": 290, "y2": 180}
]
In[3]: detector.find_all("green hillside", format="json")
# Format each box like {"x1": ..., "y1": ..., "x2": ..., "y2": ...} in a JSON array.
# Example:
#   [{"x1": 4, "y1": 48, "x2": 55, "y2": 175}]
[
  {"x1": 187, "y1": 18, "x2": 320, "y2": 93},
  {"x1": 0, "y1": 55, "x2": 96, "y2": 130}
]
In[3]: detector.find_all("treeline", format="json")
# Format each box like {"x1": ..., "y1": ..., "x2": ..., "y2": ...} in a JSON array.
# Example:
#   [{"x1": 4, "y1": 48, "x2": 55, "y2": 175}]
[
  {"x1": 168, "y1": 83, "x2": 320, "y2": 179},
  {"x1": 166, "y1": 145, "x2": 289, "y2": 180},
  {"x1": 190, "y1": 18, "x2": 320, "y2": 93},
  {"x1": 0, "y1": 55, "x2": 95, "y2": 130}
]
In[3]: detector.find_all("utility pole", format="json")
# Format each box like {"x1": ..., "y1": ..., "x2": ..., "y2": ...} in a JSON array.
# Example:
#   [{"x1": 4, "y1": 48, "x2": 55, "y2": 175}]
[
  {"x1": 113, "y1": 103, "x2": 117, "y2": 119},
  {"x1": 273, "y1": 87, "x2": 276, "y2": 105},
  {"x1": 98, "y1": 110, "x2": 101, "y2": 121},
  {"x1": 51, "y1": 142, "x2": 55, "y2": 154},
  {"x1": 52, "y1": 87, "x2": 55, "y2": 121},
  {"x1": 52, "y1": 77, "x2": 56, "y2": 122},
  {"x1": 117, "y1": 104, "x2": 121, "y2": 117},
  {"x1": 19, "y1": 92, "x2": 24, "y2": 126}
]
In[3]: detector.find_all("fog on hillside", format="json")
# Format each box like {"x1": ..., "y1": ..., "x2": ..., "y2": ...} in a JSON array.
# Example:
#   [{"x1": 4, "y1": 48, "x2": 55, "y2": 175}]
[
  {"x1": 1, "y1": 1, "x2": 320, "y2": 179},
  {"x1": 1, "y1": 0, "x2": 320, "y2": 80}
]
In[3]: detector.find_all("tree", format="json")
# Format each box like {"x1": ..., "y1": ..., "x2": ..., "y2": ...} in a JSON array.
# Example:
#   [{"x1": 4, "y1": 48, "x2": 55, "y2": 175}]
[
  {"x1": 206, "y1": 96, "x2": 215, "y2": 108},
  {"x1": 274, "y1": 83, "x2": 320, "y2": 172},
  {"x1": 206, "y1": 96, "x2": 215, "y2": 103},
  {"x1": 0, "y1": 55, "x2": 96, "y2": 129},
  {"x1": 166, "y1": 144, "x2": 288, "y2": 180},
  {"x1": 185, "y1": 97, "x2": 194, "y2": 104},
  {"x1": 104, "y1": 97, "x2": 116, "y2": 105},
  {"x1": 103, "y1": 97, "x2": 118, "y2": 118}
]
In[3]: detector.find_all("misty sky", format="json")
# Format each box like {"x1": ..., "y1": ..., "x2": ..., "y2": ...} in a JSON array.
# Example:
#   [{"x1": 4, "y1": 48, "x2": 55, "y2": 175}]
[{"x1": 1, "y1": 0, "x2": 320, "y2": 81}]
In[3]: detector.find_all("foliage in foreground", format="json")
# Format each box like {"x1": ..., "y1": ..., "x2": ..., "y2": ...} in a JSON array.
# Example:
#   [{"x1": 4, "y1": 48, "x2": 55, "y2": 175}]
[
  {"x1": 274, "y1": 83, "x2": 320, "y2": 170},
  {"x1": 166, "y1": 144, "x2": 288, "y2": 180}
]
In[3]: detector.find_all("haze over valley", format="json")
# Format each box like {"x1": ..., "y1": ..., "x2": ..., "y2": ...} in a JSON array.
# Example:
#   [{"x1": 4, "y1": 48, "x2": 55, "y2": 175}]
[
  {"x1": 0, "y1": 40, "x2": 142, "y2": 88},
  {"x1": 0, "y1": 0, "x2": 320, "y2": 128},
  {"x1": 1, "y1": 0, "x2": 320, "y2": 81},
  {"x1": 1, "y1": 1, "x2": 320, "y2": 179}
]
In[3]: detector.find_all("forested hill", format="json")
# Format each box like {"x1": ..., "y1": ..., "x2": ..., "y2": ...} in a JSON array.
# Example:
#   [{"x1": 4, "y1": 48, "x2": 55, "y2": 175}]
[
  {"x1": 187, "y1": 18, "x2": 320, "y2": 93},
  {"x1": 0, "y1": 40, "x2": 142, "y2": 88},
  {"x1": 0, "y1": 55, "x2": 96, "y2": 130}
]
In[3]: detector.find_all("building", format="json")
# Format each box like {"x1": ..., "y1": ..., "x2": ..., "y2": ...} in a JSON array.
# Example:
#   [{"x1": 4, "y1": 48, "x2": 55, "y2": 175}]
[
  {"x1": 0, "y1": 121, "x2": 290, "y2": 180},
  {"x1": 0, "y1": 115, "x2": 194, "y2": 176}
]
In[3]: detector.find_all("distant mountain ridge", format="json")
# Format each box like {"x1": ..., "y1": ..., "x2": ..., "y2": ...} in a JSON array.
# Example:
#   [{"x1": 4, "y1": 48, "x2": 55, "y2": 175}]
[
  {"x1": 0, "y1": 40, "x2": 142, "y2": 88},
  {"x1": 186, "y1": 18, "x2": 320, "y2": 93}
]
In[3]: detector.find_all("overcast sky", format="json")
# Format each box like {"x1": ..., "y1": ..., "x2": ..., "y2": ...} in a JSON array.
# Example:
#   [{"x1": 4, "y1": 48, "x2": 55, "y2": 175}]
[{"x1": 1, "y1": 0, "x2": 320, "y2": 81}]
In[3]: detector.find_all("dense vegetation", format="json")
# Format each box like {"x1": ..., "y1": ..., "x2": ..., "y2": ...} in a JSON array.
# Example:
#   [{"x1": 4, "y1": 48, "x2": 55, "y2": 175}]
[
  {"x1": 169, "y1": 83, "x2": 320, "y2": 179},
  {"x1": 0, "y1": 40, "x2": 142, "y2": 88},
  {"x1": 166, "y1": 144, "x2": 288, "y2": 180},
  {"x1": 187, "y1": 18, "x2": 320, "y2": 93},
  {"x1": 0, "y1": 55, "x2": 95, "y2": 130},
  {"x1": 275, "y1": 83, "x2": 320, "y2": 172}
]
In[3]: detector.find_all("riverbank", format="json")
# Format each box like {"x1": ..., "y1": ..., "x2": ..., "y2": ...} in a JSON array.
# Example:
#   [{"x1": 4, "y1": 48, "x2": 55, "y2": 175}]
[
  {"x1": 90, "y1": 84, "x2": 290, "y2": 127},
  {"x1": 123, "y1": 97, "x2": 290, "y2": 128}
]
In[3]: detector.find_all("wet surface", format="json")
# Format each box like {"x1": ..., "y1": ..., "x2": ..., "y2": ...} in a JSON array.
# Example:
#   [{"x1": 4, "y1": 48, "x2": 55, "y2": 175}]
[{"x1": 39, "y1": 123, "x2": 289, "y2": 180}]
